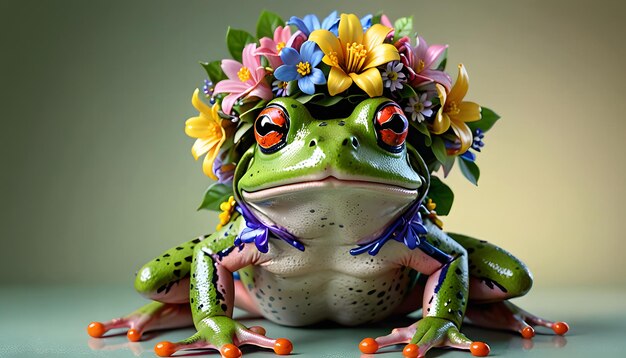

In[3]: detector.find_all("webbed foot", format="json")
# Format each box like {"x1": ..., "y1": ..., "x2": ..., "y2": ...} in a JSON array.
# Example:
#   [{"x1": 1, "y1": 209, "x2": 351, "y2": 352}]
[
  {"x1": 359, "y1": 317, "x2": 490, "y2": 357},
  {"x1": 154, "y1": 316, "x2": 292, "y2": 357},
  {"x1": 465, "y1": 300, "x2": 569, "y2": 338},
  {"x1": 87, "y1": 302, "x2": 191, "y2": 342}
]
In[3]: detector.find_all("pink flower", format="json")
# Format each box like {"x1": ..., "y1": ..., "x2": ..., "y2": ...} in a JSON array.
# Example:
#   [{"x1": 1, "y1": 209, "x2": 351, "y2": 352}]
[
  {"x1": 411, "y1": 36, "x2": 451, "y2": 91},
  {"x1": 255, "y1": 26, "x2": 292, "y2": 69},
  {"x1": 213, "y1": 43, "x2": 273, "y2": 114}
]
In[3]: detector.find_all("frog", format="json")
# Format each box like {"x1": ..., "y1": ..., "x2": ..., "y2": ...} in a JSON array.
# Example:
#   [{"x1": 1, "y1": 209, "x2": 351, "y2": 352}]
[{"x1": 87, "y1": 96, "x2": 569, "y2": 358}]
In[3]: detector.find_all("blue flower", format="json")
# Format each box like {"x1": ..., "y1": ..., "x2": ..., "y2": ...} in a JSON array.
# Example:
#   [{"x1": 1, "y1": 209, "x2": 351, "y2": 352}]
[
  {"x1": 471, "y1": 128, "x2": 485, "y2": 152},
  {"x1": 274, "y1": 41, "x2": 326, "y2": 95},
  {"x1": 288, "y1": 11, "x2": 339, "y2": 36}
]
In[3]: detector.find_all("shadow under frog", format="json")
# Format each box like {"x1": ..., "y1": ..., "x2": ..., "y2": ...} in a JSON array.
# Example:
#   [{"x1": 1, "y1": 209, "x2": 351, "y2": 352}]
[{"x1": 87, "y1": 97, "x2": 568, "y2": 358}]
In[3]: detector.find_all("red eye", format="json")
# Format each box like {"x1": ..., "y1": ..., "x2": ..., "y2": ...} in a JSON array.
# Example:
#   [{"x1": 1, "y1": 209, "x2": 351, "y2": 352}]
[
  {"x1": 374, "y1": 103, "x2": 408, "y2": 152},
  {"x1": 254, "y1": 105, "x2": 289, "y2": 153}
]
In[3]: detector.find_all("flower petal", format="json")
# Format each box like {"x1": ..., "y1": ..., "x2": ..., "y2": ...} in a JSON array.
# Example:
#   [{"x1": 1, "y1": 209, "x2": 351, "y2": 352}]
[
  {"x1": 450, "y1": 120, "x2": 473, "y2": 154},
  {"x1": 424, "y1": 44, "x2": 448, "y2": 68},
  {"x1": 185, "y1": 115, "x2": 211, "y2": 138},
  {"x1": 338, "y1": 13, "x2": 363, "y2": 45},
  {"x1": 309, "y1": 68, "x2": 326, "y2": 85},
  {"x1": 288, "y1": 16, "x2": 310, "y2": 36},
  {"x1": 363, "y1": 24, "x2": 392, "y2": 51},
  {"x1": 247, "y1": 81, "x2": 273, "y2": 100},
  {"x1": 221, "y1": 59, "x2": 243, "y2": 80},
  {"x1": 448, "y1": 64, "x2": 469, "y2": 104},
  {"x1": 349, "y1": 68, "x2": 383, "y2": 97},
  {"x1": 300, "y1": 41, "x2": 315, "y2": 63},
  {"x1": 241, "y1": 43, "x2": 260, "y2": 69},
  {"x1": 432, "y1": 111, "x2": 451, "y2": 134},
  {"x1": 327, "y1": 66, "x2": 352, "y2": 95},
  {"x1": 191, "y1": 88, "x2": 211, "y2": 114},
  {"x1": 363, "y1": 43, "x2": 399, "y2": 69},
  {"x1": 303, "y1": 14, "x2": 321, "y2": 34},
  {"x1": 192, "y1": 137, "x2": 219, "y2": 160},
  {"x1": 274, "y1": 65, "x2": 299, "y2": 82},
  {"x1": 220, "y1": 93, "x2": 239, "y2": 114},
  {"x1": 453, "y1": 101, "x2": 482, "y2": 123},
  {"x1": 256, "y1": 37, "x2": 277, "y2": 56},
  {"x1": 309, "y1": 29, "x2": 343, "y2": 64},
  {"x1": 298, "y1": 75, "x2": 315, "y2": 95},
  {"x1": 280, "y1": 47, "x2": 301, "y2": 66},
  {"x1": 213, "y1": 80, "x2": 249, "y2": 95}
]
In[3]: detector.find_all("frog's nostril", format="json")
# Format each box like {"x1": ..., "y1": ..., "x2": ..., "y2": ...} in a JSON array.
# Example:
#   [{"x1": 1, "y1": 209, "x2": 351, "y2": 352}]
[
  {"x1": 309, "y1": 140, "x2": 316, "y2": 147},
  {"x1": 342, "y1": 138, "x2": 349, "y2": 146}
]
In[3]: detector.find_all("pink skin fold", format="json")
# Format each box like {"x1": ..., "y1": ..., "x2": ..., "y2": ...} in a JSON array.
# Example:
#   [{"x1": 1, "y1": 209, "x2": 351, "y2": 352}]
[
  {"x1": 255, "y1": 26, "x2": 292, "y2": 69},
  {"x1": 213, "y1": 43, "x2": 273, "y2": 114}
]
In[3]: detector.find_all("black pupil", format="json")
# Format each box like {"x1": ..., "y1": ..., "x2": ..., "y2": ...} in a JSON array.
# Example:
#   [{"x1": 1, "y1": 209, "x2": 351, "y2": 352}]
[
  {"x1": 380, "y1": 113, "x2": 407, "y2": 133},
  {"x1": 255, "y1": 115, "x2": 283, "y2": 136}
]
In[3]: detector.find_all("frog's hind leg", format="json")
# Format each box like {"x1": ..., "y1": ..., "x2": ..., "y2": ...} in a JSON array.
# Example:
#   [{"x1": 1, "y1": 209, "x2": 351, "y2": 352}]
[
  {"x1": 449, "y1": 233, "x2": 569, "y2": 338},
  {"x1": 88, "y1": 301, "x2": 193, "y2": 341}
]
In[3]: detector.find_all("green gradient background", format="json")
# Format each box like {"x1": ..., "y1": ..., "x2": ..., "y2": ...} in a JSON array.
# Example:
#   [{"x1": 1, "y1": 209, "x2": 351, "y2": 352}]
[{"x1": 1, "y1": 0, "x2": 625, "y2": 289}]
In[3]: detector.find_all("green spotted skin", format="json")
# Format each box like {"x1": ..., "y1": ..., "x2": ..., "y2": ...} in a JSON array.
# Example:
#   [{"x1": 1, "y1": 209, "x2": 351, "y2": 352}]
[
  {"x1": 448, "y1": 232, "x2": 533, "y2": 298},
  {"x1": 189, "y1": 215, "x2": 245, "y2": 325},
  {"x1": 422, "y1": 220, "x2": 469, "y2": 328}
]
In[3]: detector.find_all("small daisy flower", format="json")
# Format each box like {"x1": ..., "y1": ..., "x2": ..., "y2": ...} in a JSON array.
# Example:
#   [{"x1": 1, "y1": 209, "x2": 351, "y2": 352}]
[
  {"x1": 404, "y1": 92, "x2": 433, "y2": 123},
  {"x1": 381, "y1": 61, "x2": 406, "y2": 92},
  {"x1": 272, "y1": 79, "x2": 289, "y2": 97}
]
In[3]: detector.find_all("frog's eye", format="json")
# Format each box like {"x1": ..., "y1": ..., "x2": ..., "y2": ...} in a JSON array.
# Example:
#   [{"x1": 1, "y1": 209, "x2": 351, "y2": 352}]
[
  {"x1": 254, "y1": 105, "x2": 289, "y2": 153},
  {"x1": 374, "y1": 103, "x2": 408, "y2": 152}
]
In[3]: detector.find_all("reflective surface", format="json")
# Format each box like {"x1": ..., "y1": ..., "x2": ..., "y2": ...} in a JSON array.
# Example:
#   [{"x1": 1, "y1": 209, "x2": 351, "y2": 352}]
[{"x1": 0, "y1": 285, "x2": 624, "y2": 357}]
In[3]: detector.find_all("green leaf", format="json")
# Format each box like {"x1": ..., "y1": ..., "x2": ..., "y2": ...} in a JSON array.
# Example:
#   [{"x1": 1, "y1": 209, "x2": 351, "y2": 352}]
[
  {"x1": 467, "y1": 106, "x2": 501, "y2": 133},
  {"x1": 393, "y1": 16, "x2": 413, "y2": 42},
  {"x1": 295, "y1": 93, "x2": 323, "y2": 104},
  {"x1": 200, "y1": 60, "x2": 227, "y2": 84},
  {"x1": 458, "y1": 157, "x2": 480, "y2": 185},
  {"x1": 431, "y1": 136, "x2": 447, "y2": 165},
  {"x1": 398, "y1": 84, "x2": 417, "y2": 99},
  {"x1": 428, "y1": 176, "x2": 454, "y2": 215},
  {"x1": 226, "y1": 27, "x2": 256, "y2": 62},
  {"x1": 256, "y1": 10, "x2": 284, "y2": 39},
  {"x1": 372, "y1": 11, "x2": 383, "y2": 25},
  {"x1": 312, "y1": 95, "x2": 343, "y2": 107},
  {"x1": 198, "y1": 183, "x2": 233, "y2": 211},
  {"x1": 234, "y1": 122, "x2": 253, "y2": 143}
]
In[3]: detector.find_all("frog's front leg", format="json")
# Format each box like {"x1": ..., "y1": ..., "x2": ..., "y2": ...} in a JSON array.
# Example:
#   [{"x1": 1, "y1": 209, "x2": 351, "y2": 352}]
[
  {"x1": 360, "y1": 224, "x2": 489, "y2": 358},
  {"x1": 154, "y1": 238, "x2": 293, "y2": 358}
]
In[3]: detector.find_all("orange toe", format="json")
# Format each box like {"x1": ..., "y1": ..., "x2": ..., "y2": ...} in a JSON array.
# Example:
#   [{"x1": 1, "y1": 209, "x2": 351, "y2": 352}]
[
  {"x1": 87, "y1": 322, "x2": 105, "y2": 338},
  {"x1": 127, "y1": 328, "x2": 142, "y2": 342},
  {"x1": 552, "y1": 322, "x2": 569, "y2": 335},
  {"x1": 521, "y1": 326, "x2": 535, "y2": 339},
  {"x1": 154, "y1": 341, "x2": 176, "y2": 357},
  {"x1": 359, "y1": 337, "x2": 378, "y2": 354},
  {"x1": 274, "y1": 338, "x2": 293, "y2": 355},
  {"x1": 221, "y1": 343, "x2": 242, "y2": 358},
  {"x1": 403, "y1": 343, "x2": 419, "y2": 358},
  {"x1": 470, "y1": 341, "x2": 490, "y2": 357}
]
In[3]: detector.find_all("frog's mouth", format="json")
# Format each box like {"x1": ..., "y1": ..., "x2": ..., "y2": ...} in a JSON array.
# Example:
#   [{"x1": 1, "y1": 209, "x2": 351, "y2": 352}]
[{"x1": 241, "y1": 176, "x2": 418, "y2": 245}]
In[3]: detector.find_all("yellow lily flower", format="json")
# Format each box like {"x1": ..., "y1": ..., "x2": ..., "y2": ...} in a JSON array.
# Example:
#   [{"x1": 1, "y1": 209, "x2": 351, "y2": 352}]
[
  {"x1": 309, "y1": 13, "x2": 399, "y2": 97},
  {"x1": 431, "y1": 64, "x2": 482, "y2": 154},
  {"x1": 184, "y1": 89, "x2": 229, "y2": 180}
]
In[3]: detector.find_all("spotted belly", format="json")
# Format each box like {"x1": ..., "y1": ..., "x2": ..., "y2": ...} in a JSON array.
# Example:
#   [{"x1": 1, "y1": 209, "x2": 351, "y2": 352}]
[{"x1": 245, "y1": 266, "x2": 415, "y2": 326}]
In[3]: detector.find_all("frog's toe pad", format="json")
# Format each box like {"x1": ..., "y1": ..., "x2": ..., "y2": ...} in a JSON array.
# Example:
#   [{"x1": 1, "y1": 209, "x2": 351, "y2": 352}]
[
  {"x1": 402, "y1": 343, "x2": 419, "y2": 357},
  {"x1": 470, "y1": 342, "x2": 490, "y2": 357},
  {"x1": 154, "y1": 341, "x2": 177, "y2": 357},
  {"x1": 273, "y1": 338, "x2": 293, "y2": 355},
  {"x1": 87, "y1": 322, "x2": 106, "y2": 338},
  {"x1": 552, "y1": 322, "x2": 569, "y2": 335},
  {"x1": 127, "y1": 328, "x2": 142, "y2": 342},
  {"x1": 220, "y1": 344, "x2": 242, "y2": 358},
  {"x1": 521, "y1": 326, "x2": 535, "y2": 339},
  {"x1": 359, "y1": 337, "x2": 379, "y2": 354}
]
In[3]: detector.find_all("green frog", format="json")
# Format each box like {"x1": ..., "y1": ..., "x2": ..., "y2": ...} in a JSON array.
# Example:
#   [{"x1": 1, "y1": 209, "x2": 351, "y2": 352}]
[{"x1": 87, "y1": 97, "x2": 568, "y2": 358}]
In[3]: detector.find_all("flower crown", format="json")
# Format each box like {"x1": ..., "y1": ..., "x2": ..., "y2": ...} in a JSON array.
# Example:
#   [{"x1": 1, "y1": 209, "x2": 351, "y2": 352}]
[{"x1": 185, "y1": 11, "x2": 500, "y2": 217}]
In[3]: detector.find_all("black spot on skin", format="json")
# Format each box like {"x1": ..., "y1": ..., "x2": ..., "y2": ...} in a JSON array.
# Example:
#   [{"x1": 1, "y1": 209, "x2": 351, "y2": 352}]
[
  {"x1": 339, "y1": 224, "x2": 344, "y2": 228},
  {"x1": 428, "y1": 295, "x2": 434, "y2": 304},
  {"x1": 321, "y1": 217, "x2": 327, "y2": 220},
  {"x1": 157, "y1": 285, "x2": 166, "y2": 294},
  {"x1": 455, "y1": 268, "x2": 462, "y2": 275},
  {"x1": 367, "y1": 289, "x2": 376, "y2": 295},
  {"x1": 191, "y1": 298, "x2": 194, "y2": 303},
  {"x1": 427, "y1": 308, "x2": 430, "y2": 312},
  {"x1": 356, "y1": 289, "x2": 363, "y2": 293},
  {"x1": 173, "y1": 270, "x2": 181, "y2": 277},
  {"x1": 377, "y1": 300, "x2": 384, "y2": 306},
  {"x1": 221, "y1": 304, "x2": 228, "y2": 312},
  {"x1": 377, "y1": 291, "x2": 385, "y2": 298},
  {"x1": 309, "y1": 209, "x2": 315, "y2": 213},
  {"x1": 338, "y1": 121, "x2": 345, "y2": 126},
  {"x1": 163, "y1": 253, "x2": 170, "y2": 258},
  {"x1": 192, "y1": 238, "x2": 201, "y2": 244},
  {"x1": 456, "y1": 292, "x2": 463, "y2": 300},
  {"x1": 291, "y1": 104, "x2": 297, "y2": 108},
  {"x1": 174, "y1": 262, "x2": 181, "y2": 267},
  {"x1": 190, "y1": 284, "x2": 194, "y2": 289},
  {"x1": 457, "y1": 310, "x2": 463, "y2": 316},
  {"x1": 155, "y1": 258, "x2": 160, "y2": 262},
  {"x1": 352, "y1": 301, "x2": 357, "y2": 305},
  {"x1": 185, "y1": 256, "x2": 192, "y2": 262},
  {"x1": 467, "y1": 247, "x2": 475, "y2": 254},
  {"x1": 269, "y1": 297, "x2": 275, "y2": 302},
  {"x1": 176, "y1": 246, "x2": 183, "y2": 250},
  {"x1": 319, "y1": 122, "x2": 327, "y2": 126}
]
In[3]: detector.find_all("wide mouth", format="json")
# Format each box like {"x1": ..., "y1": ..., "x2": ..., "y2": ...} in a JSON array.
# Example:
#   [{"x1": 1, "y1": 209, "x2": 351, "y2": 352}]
[{"x1": 242, "y1": 176, "x2": 418, "y2": 201}]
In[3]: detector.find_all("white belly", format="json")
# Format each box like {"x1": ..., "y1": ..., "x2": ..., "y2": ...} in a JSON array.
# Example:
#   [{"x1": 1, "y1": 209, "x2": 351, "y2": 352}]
[{"x1": 244, "y1": 240, "x2": 416, "y2": 326}]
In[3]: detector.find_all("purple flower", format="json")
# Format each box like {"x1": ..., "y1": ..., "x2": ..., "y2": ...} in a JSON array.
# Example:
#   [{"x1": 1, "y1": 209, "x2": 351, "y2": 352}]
[
  {"x1": 471, "y1": 128, "x2": 485, "y2": 152},
  {"x1": 271, "y1": 79, "x2": 288, "y2": 97},
  {"x1": 274, "y1": 41, "x2": 326, "y2": 95}
]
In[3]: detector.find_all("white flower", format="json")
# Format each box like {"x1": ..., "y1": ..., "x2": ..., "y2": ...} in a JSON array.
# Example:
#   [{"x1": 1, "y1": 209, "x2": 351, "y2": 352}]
[
  {"x1": 381, "y1": 61, "x2": 406, "y2": 92},
  {"x1": 404, "y1": 92, "x2": 434, "y2": 123}
]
